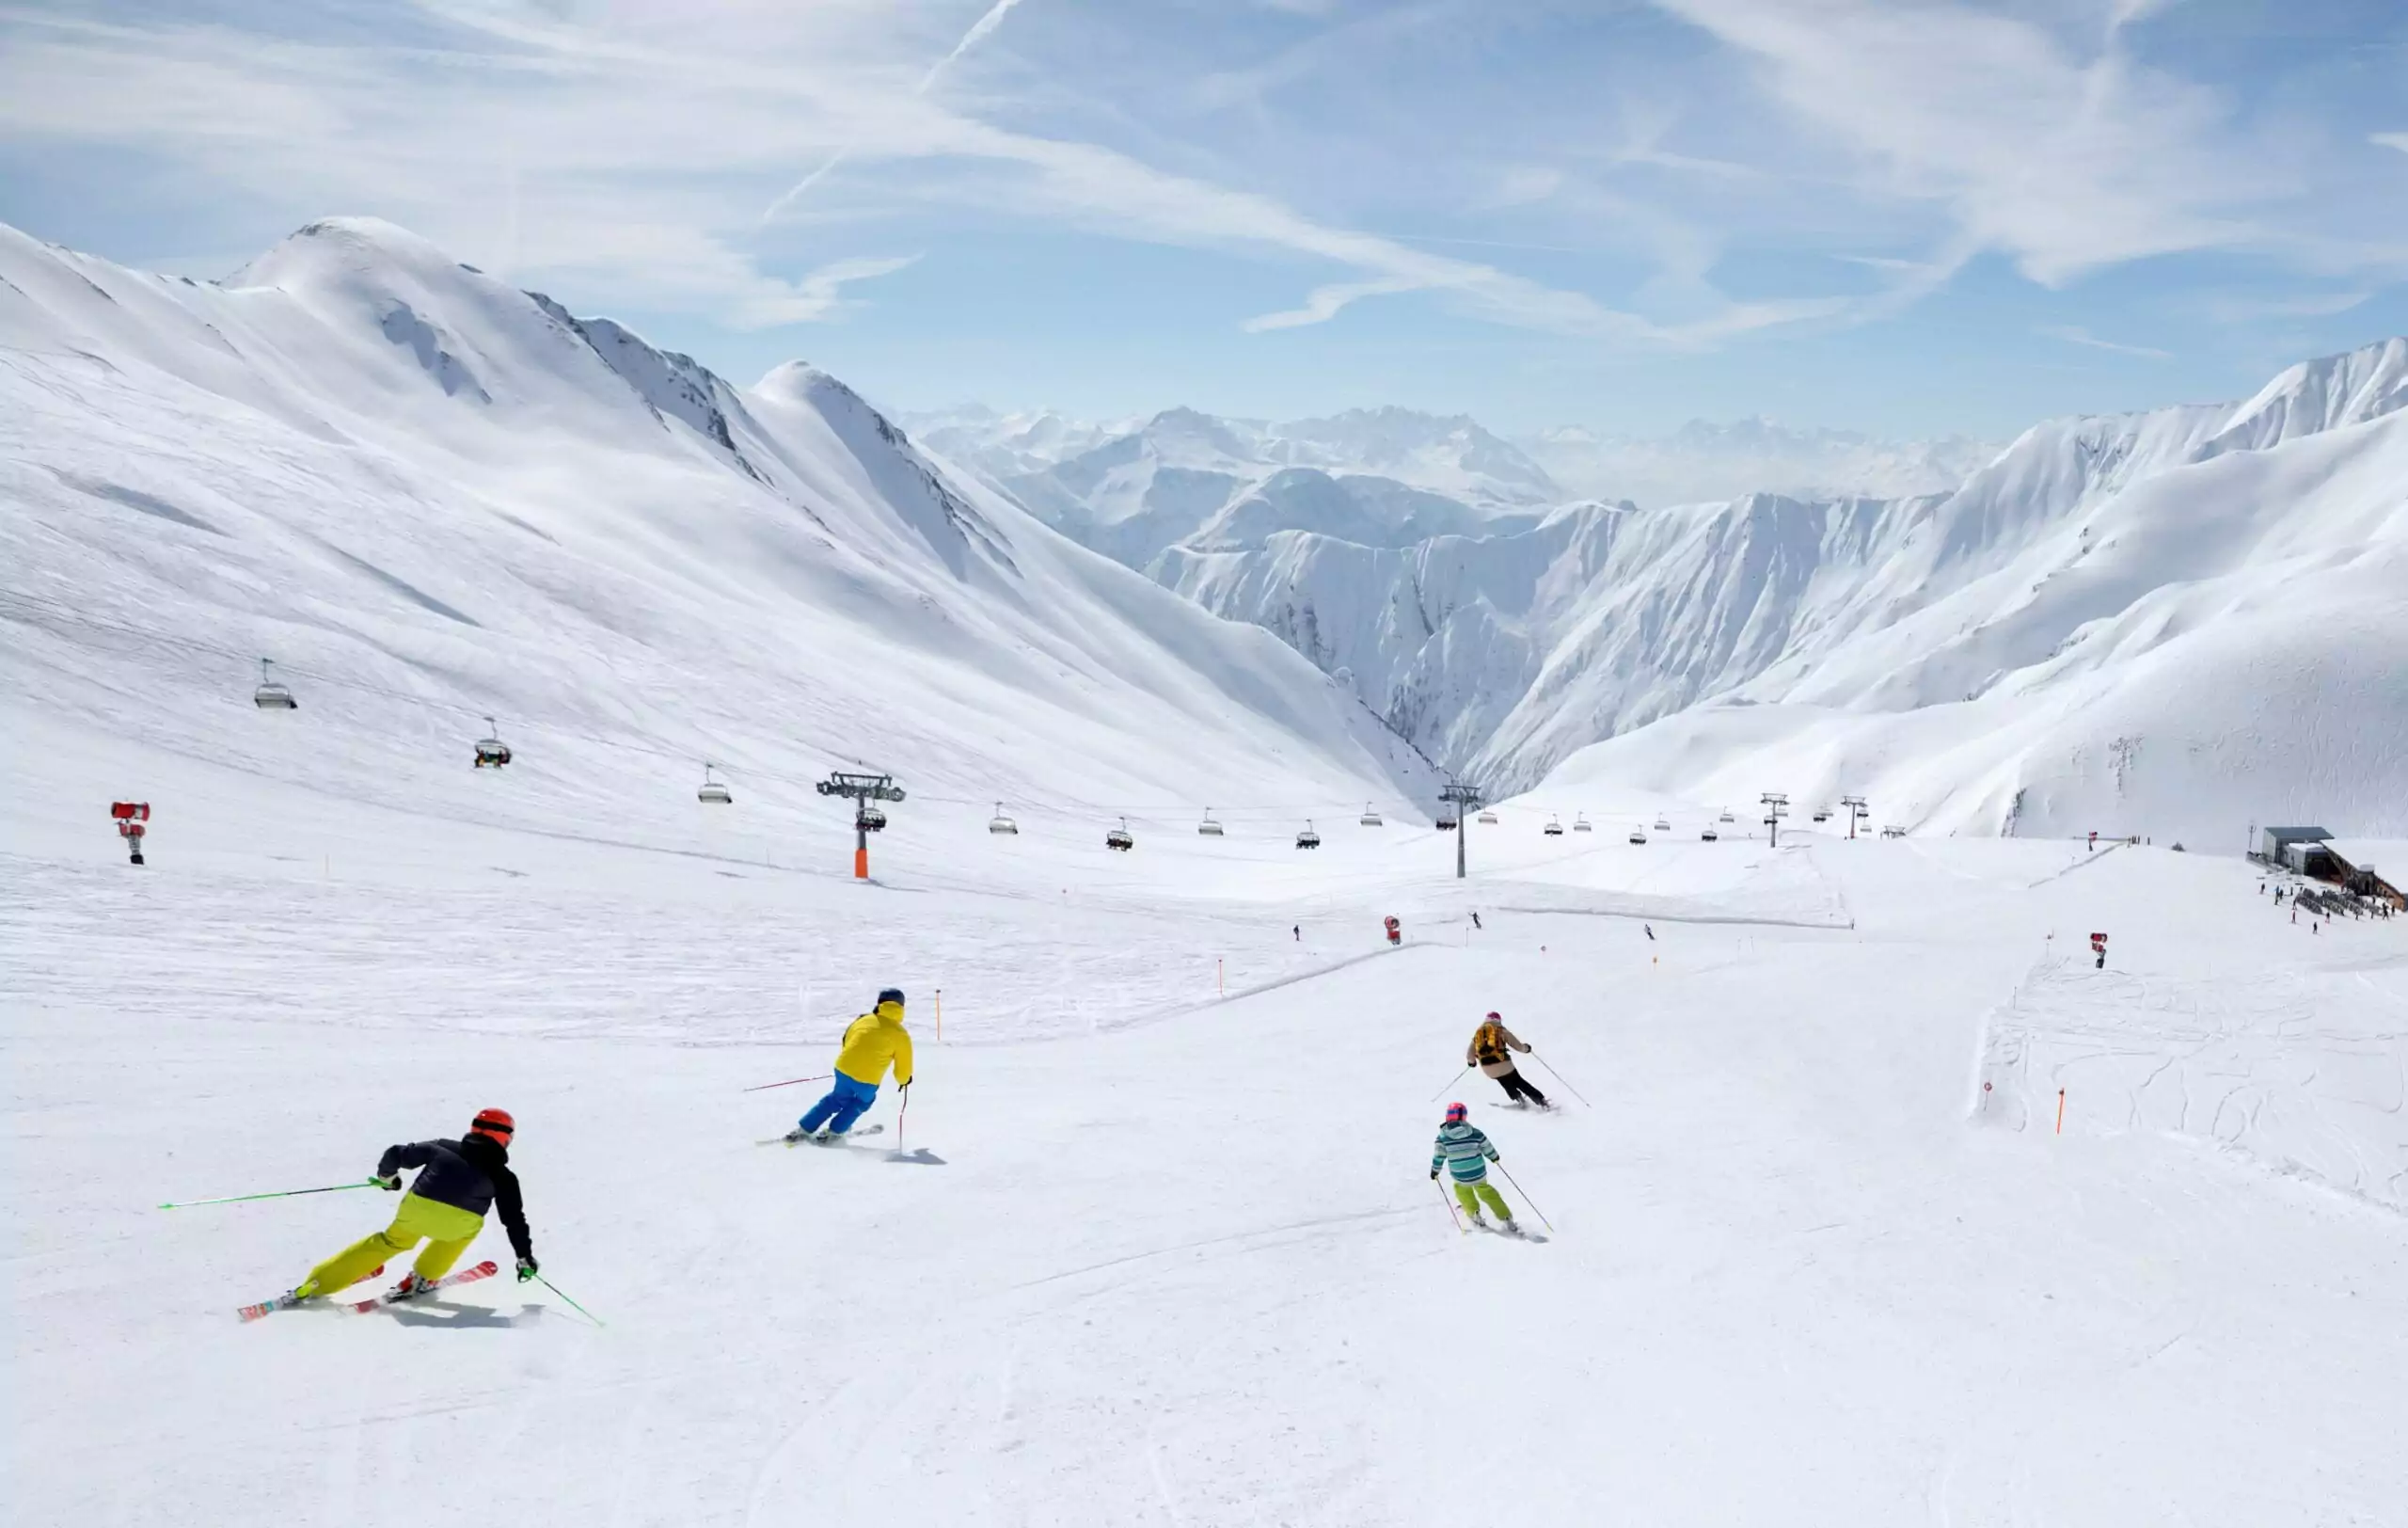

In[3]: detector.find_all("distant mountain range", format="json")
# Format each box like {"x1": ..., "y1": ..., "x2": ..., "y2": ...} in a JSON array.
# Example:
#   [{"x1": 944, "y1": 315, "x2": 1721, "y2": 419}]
[{"x1": 910, "y1": 342, "x2": 2408, "y2": 843}]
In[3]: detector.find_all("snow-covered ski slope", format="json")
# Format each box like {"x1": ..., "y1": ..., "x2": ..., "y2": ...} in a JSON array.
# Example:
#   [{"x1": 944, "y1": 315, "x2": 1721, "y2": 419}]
[
  {"x1": 8, "y1": 765, "x2": 2406, "y2": 1526},
  {"x1": 5, "y1": 218, "x2": 2406, "y2": 1524},
  {"x1": 0, "y1": 217, "x2": 1438, "y2": 858}
]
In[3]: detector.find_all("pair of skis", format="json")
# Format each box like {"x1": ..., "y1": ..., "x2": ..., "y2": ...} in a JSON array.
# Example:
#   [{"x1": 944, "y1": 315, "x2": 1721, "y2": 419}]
[
  {"x1": 755, "y1": 1123, "x2": 886, "y2": 1148},
  {"x1": 237, "y1": 1260, "x2": 499, "y2": 1322}
]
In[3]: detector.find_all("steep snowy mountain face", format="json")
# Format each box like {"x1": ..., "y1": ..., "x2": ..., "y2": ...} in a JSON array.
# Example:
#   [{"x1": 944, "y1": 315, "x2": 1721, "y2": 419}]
[
  {"x1": 1531, "y1": 340, "x2": 2408, "y2": 846},
  {"x1": 0, "y1": 218, "x2": 1442, "y2": 847},
  {"x1": 1149, "y1": 340, "x2": 2407, "y2": 849},
  {"x1": 1518, "y1": 418, "x2": 2003, "y2": 509}
]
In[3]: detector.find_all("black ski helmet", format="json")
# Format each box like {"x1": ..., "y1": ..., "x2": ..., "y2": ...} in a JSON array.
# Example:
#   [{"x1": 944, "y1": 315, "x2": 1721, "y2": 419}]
[{"x1": 877, "y1": 987, "x2": 905, "y2": 1007}]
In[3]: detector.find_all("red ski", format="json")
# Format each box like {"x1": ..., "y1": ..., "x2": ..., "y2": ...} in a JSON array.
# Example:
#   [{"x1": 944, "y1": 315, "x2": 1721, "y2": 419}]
[
  {"x1": 237, "y1": 1264, "x2": 386, "y2": 1322},
  {"x1": 345, "y1": 1260, "x2": 500, "y2": 1313}
]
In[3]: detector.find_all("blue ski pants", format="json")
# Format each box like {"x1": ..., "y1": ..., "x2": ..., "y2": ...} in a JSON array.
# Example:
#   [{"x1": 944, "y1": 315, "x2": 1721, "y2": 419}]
[{"x1": 800, "y1": 1072, "x2": 879, "y2": 1135}]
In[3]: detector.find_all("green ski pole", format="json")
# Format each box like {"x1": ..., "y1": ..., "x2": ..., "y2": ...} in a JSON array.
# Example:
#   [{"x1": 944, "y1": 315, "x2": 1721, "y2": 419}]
[
  {"x1": 161, "y1": 1178, "x2": 384, "y2": 1210},
  {"x1": 537, "y1": 1273, "x2": 606, "y2": 1327}
]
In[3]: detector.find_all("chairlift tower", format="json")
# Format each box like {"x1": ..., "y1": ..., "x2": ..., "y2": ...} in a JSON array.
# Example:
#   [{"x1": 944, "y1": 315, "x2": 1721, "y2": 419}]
[
  {"x1": 1761, "y1": 791, "x2": 1789, "y2": 848},
  {"x1": 816, "y1": 771, "x2": 906, "y2": 881},
  {"x1": 1840, "y1": 794, "x2": 1869, "y2": 839},
  {"x1": 1440, "y1": 780, "x2": 1485, "y2": 880}
]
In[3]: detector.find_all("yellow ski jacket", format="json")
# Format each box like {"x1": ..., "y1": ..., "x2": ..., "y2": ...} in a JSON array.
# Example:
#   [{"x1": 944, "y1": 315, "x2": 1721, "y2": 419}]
[{"x1": 834, "y1": 1000, "x2": 914, "y2": 1087}]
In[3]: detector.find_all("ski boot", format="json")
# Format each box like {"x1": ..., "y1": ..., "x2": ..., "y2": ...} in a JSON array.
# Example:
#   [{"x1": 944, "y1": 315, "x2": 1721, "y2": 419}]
[{"x1": 386, "y1": 1271, "x2": 435, "y2": 1300}]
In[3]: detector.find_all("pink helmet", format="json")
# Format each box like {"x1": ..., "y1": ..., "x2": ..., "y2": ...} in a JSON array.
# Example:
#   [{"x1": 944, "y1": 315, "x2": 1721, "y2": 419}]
[{"x1": 1444, "y1": 1102, "x2": 1468, "y2": 1122}]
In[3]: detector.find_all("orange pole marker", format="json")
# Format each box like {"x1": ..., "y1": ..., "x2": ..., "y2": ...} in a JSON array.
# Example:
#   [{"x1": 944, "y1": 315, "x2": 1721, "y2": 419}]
[
  {"x1": 853, "y1": 847, "x2": 868, "y2": 880},
  {"x1": 2055, "y1": 1088, "x2": 2067, "y2": 1135},
  {"x1": 1217, "y1": 957, "x2": 1225, "y2": 996},
  {"x1": 934, "y1": 988, "x2": 943, "y2": 1042}
]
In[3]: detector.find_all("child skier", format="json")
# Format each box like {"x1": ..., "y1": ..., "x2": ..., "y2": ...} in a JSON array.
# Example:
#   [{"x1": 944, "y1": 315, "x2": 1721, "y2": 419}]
[
  {"x1": 292, "y1": 1107, "x2": 536, "y2": 1303},
  {"x1": 1432, "y1": 1102, "x2": 1518, "y2": 1232},
  {"x1": 785, "y1": 988, "x2": 914, "y2": 1142},
  {"x1": 1468, "y1": 1011, "x2": 1550, "y2": 1108}
]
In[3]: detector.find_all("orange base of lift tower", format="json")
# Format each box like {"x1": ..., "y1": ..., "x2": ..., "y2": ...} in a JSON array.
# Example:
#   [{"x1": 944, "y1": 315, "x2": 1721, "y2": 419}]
[{"x1": 854, "y1": 847, "x2": 869, "y2": 880}]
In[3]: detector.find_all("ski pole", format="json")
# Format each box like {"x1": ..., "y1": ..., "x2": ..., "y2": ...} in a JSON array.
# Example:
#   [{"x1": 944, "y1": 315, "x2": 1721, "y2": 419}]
[
  {"x1": 896, "y1": 1083, "x2": 911, "y2": 1152},
  {"x1": 741, "y1": 1073, "x2": 831, "y2": 1093},
  {"x1": 1436, "y1": 1176, "x2": 1466, "y2": 1233},
  {"x1": 1526, "y1": 1051, "x2": 1592, "y2": 1108},
  {"x1": 536, "y1": 1273, "x2": 605, "y2": 1327},
  {"x1": 1429, "y1": 1065, "x2": 1471, "y2": 1102},
  {"x1": 160, "y1": 1178, "x2": 384, "y2": 1210},
  {"x1": 1495, "y1": 1164, "x2": 1554, "y2": 1232}
]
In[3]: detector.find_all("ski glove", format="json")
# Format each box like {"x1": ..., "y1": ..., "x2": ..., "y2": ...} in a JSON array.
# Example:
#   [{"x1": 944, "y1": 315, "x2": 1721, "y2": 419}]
[
  {"x1": 515, "y1": 1256, "x2": 539, "y2": 1282},
  {"x1": 375, "y1": 1174, "x2": 403, "y2": 1191},
  {"x1": 1430, "y1": 1168, "x2": 1439, "y2": 1180}
]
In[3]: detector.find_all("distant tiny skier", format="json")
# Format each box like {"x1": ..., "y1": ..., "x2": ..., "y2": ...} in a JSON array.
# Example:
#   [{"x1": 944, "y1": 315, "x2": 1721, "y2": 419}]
[
  {"x1": 1384, "y1": 915, "x2": 1402, "y2": 947},
  {"x1": 1293, "y1": 925, "x2": 1301, "y2": 942},
  {"x1": 1468, "y1": 1011, "x2": 1549, "y2": 1108},
  {"x1": 785, "y1": 988, "x2": 914, "y2": 1143},
  {"x1": 291, "y1": 1107, "x2": 536, "y2": 1304},
  {"x1": 2090, "y1": 931, "x2": 2107, "y2": 970},
  {"x1": 1431, "y1": 1102, "x2": 1519, "y2": 1233},
  {"x1": 1644, "y1": 923, "x2": 1656, "y2": 942},
  {"x1": 1470, "y1": 912, "x2": 1482, "y2": 931}
]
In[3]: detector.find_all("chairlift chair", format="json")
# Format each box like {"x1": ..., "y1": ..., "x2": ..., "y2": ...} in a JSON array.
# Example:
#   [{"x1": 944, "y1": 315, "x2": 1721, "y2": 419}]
[
  {"x1": 252, "y1": 658, "x2": 297, "y2": 710},
  {"x1": 1436, "y1": 814, "x2": 1459, "y2": 831},
  {"x1": 1701, "y1": 828, "x2": 1719, "y2": 842},
  {"x1": 1106, "y1": 818, "x2": 1134, "y2": 852},
  {"x1": 988, "y1": 802, "x2": 1019, "y2": 835},
  {"x1": 860, "y1": 805, "x2": 888, "y2": 833},
  {"x1": 1544, "y1": 815, "x2": 1564, "y2": 837},
  {"x1": 473, "y1": 717, "x2": 512, "y2": 769},
  {"x1": 1197, "y1": 809, "x2": 1225, "y2": 837},
  {"x1": 1812, "y1": 808, "x2": 1830, "y2": 823},
  {"x1": 1296, "y1": 820, "x2": 1322, "y2": 850},
  {"x1": 1719, "y1": 809, "x2": 1735, "y2": 823},
  {"x1": 1573, "y1": 813, "x2": 1592, "y2": 833},
  {"x1": 1477, "y1": 809, "x2": 1497, "y2": 825},
  {"x1": 1654, "y1": 816, "x2": 1671, "y2": 832},
  {"x1": 1629, "y1": 827, "x2": 1648, "y2": 845},
  {"x1": 1359, "y1": 803, "x2": 1384, "y2": 827},
  {"x1": 695, "y1": 763, "x2": 733, "y2": 804}
]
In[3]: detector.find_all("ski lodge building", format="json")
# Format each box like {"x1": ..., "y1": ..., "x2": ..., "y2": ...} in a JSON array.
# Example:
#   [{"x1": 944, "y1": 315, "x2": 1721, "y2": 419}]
[{"x1": 2258, "y1": 826, "x2": 2405, "y2": 907}]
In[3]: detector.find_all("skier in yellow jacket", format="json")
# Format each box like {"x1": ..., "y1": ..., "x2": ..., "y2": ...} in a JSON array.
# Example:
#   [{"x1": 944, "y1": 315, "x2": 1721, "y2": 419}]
[
  {"x1": 784, "y1": 988, "x2": 913, "y2": 1142},
  {"x1": 1468, "y1": 1011, "x2": 1551, "y2": 1108}
]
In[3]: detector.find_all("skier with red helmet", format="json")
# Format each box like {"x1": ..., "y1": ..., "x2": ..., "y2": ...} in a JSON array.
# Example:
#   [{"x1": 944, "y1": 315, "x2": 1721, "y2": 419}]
[
  {"x1": 1431, "y1": 1102, "x2": 1520, "y2": 1233},
  {"x1": 287, "y1": 1107, "x2": 537, "y2": 1304}
]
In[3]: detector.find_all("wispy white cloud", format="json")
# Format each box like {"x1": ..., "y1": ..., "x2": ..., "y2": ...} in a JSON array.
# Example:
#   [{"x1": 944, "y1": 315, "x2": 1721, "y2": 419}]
[
  {"x1": 1648, "y1": 0, "x2": 2274, "y2": 284},
  {"x1": 2374, "y1": 133, "x2": 2408, "y2": 155},
  {"x1": 762, "y1": 0, "x2": 1032, "y2": 223},
  {"x1": 2041, "y1": 324, "x2": 2173, "y2": 359}
]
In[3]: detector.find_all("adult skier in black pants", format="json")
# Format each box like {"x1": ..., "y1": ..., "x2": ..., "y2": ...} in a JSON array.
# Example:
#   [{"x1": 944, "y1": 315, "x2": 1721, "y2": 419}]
[{"x1": 1468, "y1": 1012, "x2": 1550, "y2": 1108}]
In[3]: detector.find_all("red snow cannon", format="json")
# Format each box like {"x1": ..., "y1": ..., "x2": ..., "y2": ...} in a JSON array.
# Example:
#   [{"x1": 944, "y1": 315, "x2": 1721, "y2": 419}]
[{"x1": 112, "y1": 802, "x2": 150, "y2": 865}]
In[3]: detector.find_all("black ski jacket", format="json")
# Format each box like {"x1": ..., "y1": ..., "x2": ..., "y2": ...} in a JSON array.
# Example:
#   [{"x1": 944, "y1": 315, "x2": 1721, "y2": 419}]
[{"x1": 378, "y1": 1135, "x2": 533, "y2": 1262}]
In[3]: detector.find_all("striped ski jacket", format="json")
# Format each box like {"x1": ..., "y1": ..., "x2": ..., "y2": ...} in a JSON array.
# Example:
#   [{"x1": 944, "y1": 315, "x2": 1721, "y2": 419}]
[{"x1": 1432, "y1": 1121, "x2": 1499, "y2": 1184}]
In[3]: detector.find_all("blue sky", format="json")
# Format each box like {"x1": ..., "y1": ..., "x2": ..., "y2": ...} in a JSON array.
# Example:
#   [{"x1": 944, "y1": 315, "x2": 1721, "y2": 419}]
[{"x1": 3, "y1": 0, "x2": 2403, "y2": 438}]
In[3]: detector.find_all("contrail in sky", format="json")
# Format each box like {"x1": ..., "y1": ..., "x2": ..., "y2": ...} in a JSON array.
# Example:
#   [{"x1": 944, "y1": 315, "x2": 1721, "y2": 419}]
[{"x1": 762, "y1": 0, "x2": 1029, "y2": 223}]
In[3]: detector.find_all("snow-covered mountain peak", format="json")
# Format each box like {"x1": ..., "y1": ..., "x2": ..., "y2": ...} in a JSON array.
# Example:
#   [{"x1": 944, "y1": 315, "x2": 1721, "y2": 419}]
[
  {"x1": 1, "y1": 218, "x2": 1443, "y2": 823},
  {"x1": 2210, "y1": 336, "x2": 2408, "y2": 451}
]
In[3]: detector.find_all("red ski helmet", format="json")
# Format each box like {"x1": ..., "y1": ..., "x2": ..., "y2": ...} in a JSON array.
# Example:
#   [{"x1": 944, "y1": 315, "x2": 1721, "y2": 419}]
[
  {"x1": 1485, "y1": 1011, "x2": 1501, "y2": 1021},
  {"x1": 1444, "y1": 1102, "x2": 1468, "y2": 1122},
  {"x1": 467, "y1": 1107, "x2": 515, "y2": 1145}
]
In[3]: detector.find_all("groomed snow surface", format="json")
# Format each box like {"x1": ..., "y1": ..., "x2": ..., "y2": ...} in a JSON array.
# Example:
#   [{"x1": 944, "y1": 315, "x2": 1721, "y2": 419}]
[
  {"x1": 5, "y1": 216, "x2": 2405, "y2": 1524},
  {"x1": 9, "y1": 756, "x2": 2406, "y2": 1526}
]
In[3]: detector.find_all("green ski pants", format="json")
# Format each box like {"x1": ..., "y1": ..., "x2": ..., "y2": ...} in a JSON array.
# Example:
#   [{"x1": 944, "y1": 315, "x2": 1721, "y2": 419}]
[{"x1": 1453, "y1": 1180, "x2": 1512, "y2": 1219}]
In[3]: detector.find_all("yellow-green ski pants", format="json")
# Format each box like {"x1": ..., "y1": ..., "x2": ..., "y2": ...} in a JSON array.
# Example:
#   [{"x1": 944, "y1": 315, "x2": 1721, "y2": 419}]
[
  {"x1": 1453, "y1": 1180, "x2": 1512, "y2": 1219},
  {"x1": 301, "y1": 1194, "x2": 485, "y2": 1296}
]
